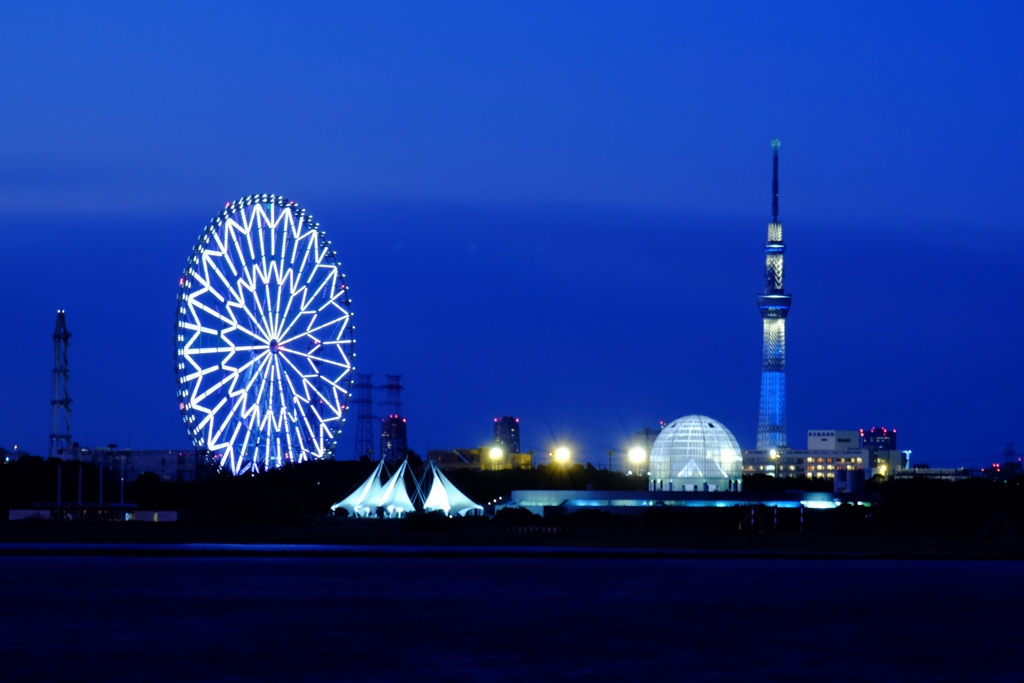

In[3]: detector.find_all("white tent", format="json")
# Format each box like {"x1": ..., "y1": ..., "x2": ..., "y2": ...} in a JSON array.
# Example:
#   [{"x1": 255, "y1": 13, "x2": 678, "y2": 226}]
[
  {"x1": 331, "y1": 459, "x2": 418, "y2": 518},
  {"x1": 422, "y1": 462, "x2": 483, "y2": 517},
  {"x1": 376, "y1": 459, "x2": 416, "y2": 517},
  {"x1": 331, "y1": 460, "x2": 385, "y2": 517}
]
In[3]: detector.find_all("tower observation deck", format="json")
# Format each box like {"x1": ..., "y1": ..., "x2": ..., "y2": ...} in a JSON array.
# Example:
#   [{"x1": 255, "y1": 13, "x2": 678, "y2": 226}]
[{"x1": 757, "y1": 140, "x2": 791, "y2": 450}]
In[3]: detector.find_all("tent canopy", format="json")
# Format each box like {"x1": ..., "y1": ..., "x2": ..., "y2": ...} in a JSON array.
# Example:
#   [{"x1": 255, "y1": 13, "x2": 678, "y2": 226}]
[
  {"x1": 331, "y1": 459, "x2": 417, "y2": 518},
  {"x1": 422, "y1": 462, "x2": 483, "y2": 517},
  {"x1": 331, "y1": 460, "x2": 384, "y2": 516}
]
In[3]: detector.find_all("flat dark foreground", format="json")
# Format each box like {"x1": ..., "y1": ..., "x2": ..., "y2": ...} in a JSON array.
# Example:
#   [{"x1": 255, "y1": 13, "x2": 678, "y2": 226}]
[{"x1": 1, "y1": 556, "x2": 1020, "y2": 682}]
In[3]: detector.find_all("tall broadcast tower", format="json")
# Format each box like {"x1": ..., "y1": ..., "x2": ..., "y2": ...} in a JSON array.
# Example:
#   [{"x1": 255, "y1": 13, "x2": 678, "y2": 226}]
[{"x1": 756, "y1": 140, "x2": 792, "y2": 450}]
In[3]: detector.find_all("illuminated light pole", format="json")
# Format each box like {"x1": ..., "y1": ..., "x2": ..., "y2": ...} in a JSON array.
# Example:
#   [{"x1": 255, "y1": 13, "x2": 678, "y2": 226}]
[
  {"x1": 489, "y1": 446, "x2": 503, "y2": 460},
  {"x1": 554, "y1": 447, "x2": 571, "y2": 464},
  {"x1": 628, "y1": 447, "x2": 646, "y2": 475},
  {"x1": 769, "y1": 449, "x2": 780, "y2": 478}
]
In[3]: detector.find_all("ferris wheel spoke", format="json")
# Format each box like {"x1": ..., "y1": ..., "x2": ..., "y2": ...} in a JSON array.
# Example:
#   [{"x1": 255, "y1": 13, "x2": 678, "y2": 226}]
[
  {"x1": 272, "y1": 278, "x2": 287, "y2": 339},
  {"x1": 182, "y1": 364, "x2": 220, "y2": 383},
  {"x1": 243, "y1": 227, "x2": 257, "y2": 261},
  {"x1": 313, "y1": 371, "x2": 351, "y2": 397},
  {"x1": 279, "y1": 346, "x2": 352, "y2": 370},
  {"x1": 277, "y1": 352, "x2": 313, "y2": 388},
  {"x1": 206, "y1": 259, "x2": 242, "y2": 304},
  {"x1": 299, "y1": 410, "x2": 320, "y2": 448},
  {"x1": 179, "y1": 321, "x2": 221, "y2": 335},
  {"x1": 279, "y1": 314, "x2": 348, "y2": 346},
  {"x1": 229, "y1": 230, "x2": 249, "y2": 275},
  {"x1": 258, "y1": 227, "x2": 269, "y2": 276},
  {"x1": 262, "y1": 278, "x2": 276, "y2": 338},
  {"x1": 183, "y1": 345, "x2": 266, "y2": 356},
  {"x1": 224, "y1": 300, "x2": 272, "y2": 343},
  {"x1": 303, "y1": 379, "x2": 341, "y2": 416},
  {"x1": 277, "y1": 289, "x2": 301, "y2": 340},
  {"x1": 190, "y1": 299, "x2": 267, "y2": 342},
  {"x1": 304, "y1": 269, "x2": 335, "y2": 303},
  {"x1": 211, "y1": 395, "x2": 246, "y2": 445},
  {"x1": 223, "y1": 349, "x2": 269, "y2": 377},
  {"x1": 316, "y1": 287, "x2": 350, "y2": 313},
  {"x1": 242, "y1": 353, "x2": 274, "y2": 395},
  {"x1": 210, "y1": 231, "x2": 236, "y2": 273},
  {"x1": 192, "y1": 367, "x2": 243, "y2": 404},
  {"x1": 195, "y1": 396, "x2": 228, "y2": 433},
  {"x1": 191, "y1": 271, "x2": 224, "y2": 304},
  {"x1": 274, "y1": 307, "x2": 313, "y2": 345}
]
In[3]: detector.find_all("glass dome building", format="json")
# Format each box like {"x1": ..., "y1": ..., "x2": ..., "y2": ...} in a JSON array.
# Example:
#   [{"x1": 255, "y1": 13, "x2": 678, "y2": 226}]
[{"x1": 649, "y1": 415, "x2": 743, "y2": 492}]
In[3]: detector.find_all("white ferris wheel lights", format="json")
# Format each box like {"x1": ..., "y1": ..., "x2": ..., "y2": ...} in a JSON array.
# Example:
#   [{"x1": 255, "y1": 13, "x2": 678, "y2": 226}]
[{"x1": 174, "y1": 195, "x2": 355, "y2": 475}]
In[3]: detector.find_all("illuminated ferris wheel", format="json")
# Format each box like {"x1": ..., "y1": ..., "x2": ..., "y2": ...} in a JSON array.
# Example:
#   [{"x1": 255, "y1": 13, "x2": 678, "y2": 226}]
[{"x1": 174, "y1": 195, "x2": 355, "y2": 474}]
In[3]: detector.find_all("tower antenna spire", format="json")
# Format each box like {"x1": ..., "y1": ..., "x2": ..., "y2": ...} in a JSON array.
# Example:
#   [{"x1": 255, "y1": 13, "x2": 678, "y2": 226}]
[{"x1": 771, "y1": 139, "x2": 780, "y2": 221}]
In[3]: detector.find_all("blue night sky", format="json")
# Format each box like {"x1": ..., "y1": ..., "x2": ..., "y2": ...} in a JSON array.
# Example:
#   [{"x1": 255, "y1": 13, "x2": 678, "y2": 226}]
[{"x1": 1, "y1": 2, "x2": 1022, "y2": 468}]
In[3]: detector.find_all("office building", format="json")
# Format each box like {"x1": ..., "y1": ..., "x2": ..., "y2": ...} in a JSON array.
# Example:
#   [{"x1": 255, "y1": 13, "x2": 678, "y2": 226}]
[{"x1": 493, "y1": 416, "x2": 521, "y2": 455}]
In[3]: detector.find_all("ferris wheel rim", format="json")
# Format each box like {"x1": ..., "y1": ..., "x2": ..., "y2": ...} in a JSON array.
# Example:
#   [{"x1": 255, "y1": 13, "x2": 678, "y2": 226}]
[{"x1": 173, "y1": 194, "x2": 355, "y2": 475}]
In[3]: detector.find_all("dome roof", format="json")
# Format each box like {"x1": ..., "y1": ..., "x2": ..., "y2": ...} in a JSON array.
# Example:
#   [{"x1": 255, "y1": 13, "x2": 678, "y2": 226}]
[{"x1": 649, "y1": 415, "x2": 742, "y2": 486}]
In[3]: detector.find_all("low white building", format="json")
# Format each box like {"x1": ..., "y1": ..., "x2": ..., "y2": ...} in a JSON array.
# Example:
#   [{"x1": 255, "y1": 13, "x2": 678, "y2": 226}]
[{"x1": 743, "y1": 429, "x2": 869, "y2": 479}]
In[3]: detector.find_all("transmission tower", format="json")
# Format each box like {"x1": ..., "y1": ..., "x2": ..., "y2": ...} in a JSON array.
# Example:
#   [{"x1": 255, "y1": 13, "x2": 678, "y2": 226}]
[
  {"x1": 49, "y1": 310, "x2": 73, "y2": 457},
  {"x1": 381, "y1": 374, "x2": 404, "y2": 416},
  {"x1": 379, "y1": 375, "x2": 406, "y2": 463},
  {"x1": 353, "y1": 373, "x2": 376, "y2": 459}
]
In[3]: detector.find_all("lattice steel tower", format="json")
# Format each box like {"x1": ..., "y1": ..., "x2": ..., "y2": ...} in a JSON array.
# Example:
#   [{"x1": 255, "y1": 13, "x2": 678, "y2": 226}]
[
  {"x1": 49, "y1": 310, "x2": 73, "y2": 457},
  {"x1": 381, "y1": 374, "x2": 404, "y2": 416},
  {"x1": 756, "y1": 140, "x2": 792, "y2": 450},
  {"x1": 353, "y1": 373, "x2": 376, "y2": 459}
]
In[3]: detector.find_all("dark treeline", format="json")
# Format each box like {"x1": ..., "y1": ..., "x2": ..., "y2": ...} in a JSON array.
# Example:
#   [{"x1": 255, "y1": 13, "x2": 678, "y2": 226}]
[
  {"x1": 0, "y1": 456, "x2": 644, "y2": 524},
  {"x1": 2, "y1": 456, "x2": 1023, "y2": 537}
]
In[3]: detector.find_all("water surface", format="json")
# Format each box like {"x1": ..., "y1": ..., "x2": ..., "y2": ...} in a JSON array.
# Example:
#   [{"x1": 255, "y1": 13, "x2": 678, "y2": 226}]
[{"x1": 1, "y1": 557, "x2": 1019, "y2": 682}]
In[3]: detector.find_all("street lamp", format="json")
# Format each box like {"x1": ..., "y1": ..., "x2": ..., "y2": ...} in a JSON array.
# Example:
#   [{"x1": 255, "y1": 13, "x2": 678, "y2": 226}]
[
  {"x1": 770, "y1": 449, "x2": 780, "y2": 478},
  {"x1": 554, "y1": 446, "x2": 571, "y2": 463},
  {"x1": 627, "y1": 447, "x2": 646, "y2": 474},
  {"x1": 489, "y1": 446, "x2": 503, "y2": 460}
]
